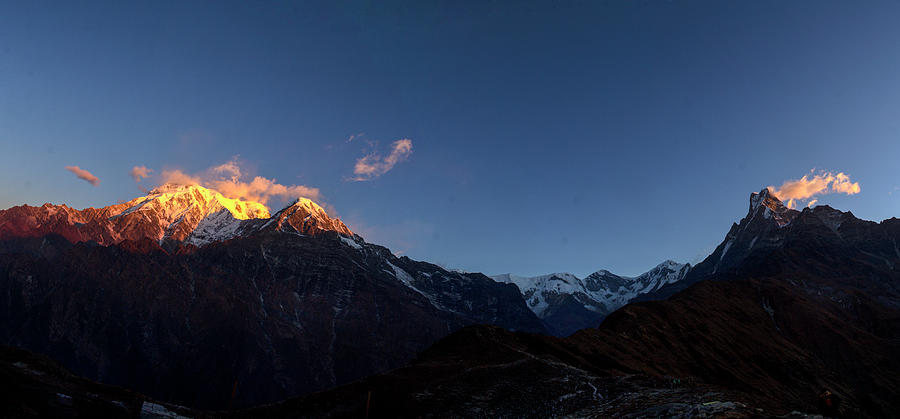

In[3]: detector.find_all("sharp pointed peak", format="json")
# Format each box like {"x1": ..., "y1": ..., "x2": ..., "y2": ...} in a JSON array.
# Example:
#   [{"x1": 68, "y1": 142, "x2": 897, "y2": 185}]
[
  {"x1": 269, "y1": 196, "x2": 353, "y2": 237},
  {"x1": 747, "y1": 186, "x2": 799, "y2": 227},
  {"x1": 273, "y1": 196, "x2": 326, "y2": 216},
  {"x1": 750, "y1": 187, "x2": 782, "y2": 211},
  {"x1": 654, "y1": 259, "x2": 688, "y2": 269},
  {"x1": 586, "y1": 269, "x2": 621, "y2": 279}
]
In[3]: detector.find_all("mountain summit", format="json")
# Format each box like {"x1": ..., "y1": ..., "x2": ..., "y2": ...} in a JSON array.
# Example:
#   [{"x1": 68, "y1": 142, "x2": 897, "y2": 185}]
[
  {"x1": 264, "y1": 197, "x2": 354, "y2": 237},
  {"x1": 749, "y1": 187, "x2": 799, "y2": 227},
  {"x1": 493, "y1": 260, "x2": 690, "y2": 336},
  {"x1": 0, "y1": 184, "x2": 353, "y2": 246},
  {"x1": 637, "y1": 187, "x2": 864, "y2": 302}
]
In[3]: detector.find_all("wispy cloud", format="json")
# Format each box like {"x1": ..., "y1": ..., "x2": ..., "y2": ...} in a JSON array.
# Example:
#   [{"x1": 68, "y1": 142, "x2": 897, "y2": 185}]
[
  {"x1": 346, "y1": 132, "x2": 365, "y2": 143},
  {"x1": 158, "y1": 169, "x2": 202, "y2": 187},
  {"x1": 65, "y1": 166, "x2": 100, "y2": 186},
  {"x1": 130, "y1": 165, "x2": 153, "y2": 182},
  {"x1": 158, "y1": 157, "x2": 321, "y2": 206},
  {"x1": 769, "y1": 170, "x2": 860, "y2": 209},
  {"x1": 351, "y1": 139, "x2": 413, "y2": 181}
]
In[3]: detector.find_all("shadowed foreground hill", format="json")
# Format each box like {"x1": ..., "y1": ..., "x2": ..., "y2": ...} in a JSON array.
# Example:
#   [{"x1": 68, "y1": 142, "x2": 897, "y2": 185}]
[{"x1": 236, "y1": 274, "x2": 899, "y2": 418}]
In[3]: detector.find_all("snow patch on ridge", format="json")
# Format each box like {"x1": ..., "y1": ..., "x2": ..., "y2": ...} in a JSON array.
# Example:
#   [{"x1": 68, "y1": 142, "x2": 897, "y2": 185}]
[
  {"x1": 340, "y1": 236, "x2": 362, "y2": 250},
  {"x1": 385, "y1": 260, "x2": 453, "y2": 313},
  {"x1": 140, "y1": 401, "x2": 191, "y2": 419}
]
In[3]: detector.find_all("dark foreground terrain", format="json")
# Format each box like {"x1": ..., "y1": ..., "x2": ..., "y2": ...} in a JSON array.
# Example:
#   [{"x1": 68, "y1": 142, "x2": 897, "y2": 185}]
[
  {"x1": 3, "y1": 270, "x2": 897, "y2": 417},
  {"x1": 0, "y1": 341, "x2": 799, "y2": 418}
]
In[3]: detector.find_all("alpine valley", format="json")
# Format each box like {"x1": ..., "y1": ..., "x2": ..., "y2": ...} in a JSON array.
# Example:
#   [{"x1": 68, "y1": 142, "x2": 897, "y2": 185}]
[{"x1": 2, "y1": 185, "x2": 899, "y2": 417}]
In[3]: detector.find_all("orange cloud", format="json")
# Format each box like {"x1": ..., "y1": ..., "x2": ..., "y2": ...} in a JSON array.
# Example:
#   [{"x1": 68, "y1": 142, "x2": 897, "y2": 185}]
[
  {"x1": 159, "y1": 169, "x2": 202, "y2": 186},
  {"x1": 158, "y1": 159, "x2": 320, "y2": 206},
  {"x1": 208, "y1": 176, "x2": 320, "y2": 205},
  {"x1": 65, "y1": 166, "x2": 100, "y2": 186},
  {"x1": 130, "y1": 165, "x2": 153, "y2": 182},
  {"x1": 352, "y1": 139, "x2": 413, "y2": 181},
  {"x1": 769, "y1": 170, "x2": 860, "y2": 209}
]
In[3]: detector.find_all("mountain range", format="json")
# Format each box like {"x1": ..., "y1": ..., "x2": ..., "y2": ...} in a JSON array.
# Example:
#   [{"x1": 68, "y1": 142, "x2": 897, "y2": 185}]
[
  {"x1": 0, "y1": 184, "x2": 543, "y2": 408},
  {"x1": 239, "y1": 187, "x2": 900, "y2": 417},
  {"x1": 2, "y1": 184, "x2": 899, "y2": 417},
  {"x1": 492, "y1": 260, "x2": 690, "y2": 336}
]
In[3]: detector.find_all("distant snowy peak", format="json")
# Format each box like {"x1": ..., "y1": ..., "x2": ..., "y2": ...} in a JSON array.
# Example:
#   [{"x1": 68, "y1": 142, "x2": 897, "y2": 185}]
[
  {"x1": 582, "y1": 260, "x2": 691, "y2": 305},
  {"x1": 630, "y1": 260, "x2": 692, "y2": 294},
  {"x1": 493, "y1": 272, "x2": 586, "y2": 317},
  {"x1": 493, "y1": 260, "x2": 691, "y2": 323}
]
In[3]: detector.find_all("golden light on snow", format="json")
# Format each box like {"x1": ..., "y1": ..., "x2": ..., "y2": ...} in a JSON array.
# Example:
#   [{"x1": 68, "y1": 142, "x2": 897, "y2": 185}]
[{"x1": 134, "y1": 184, "x2": 271, "y2": 220}]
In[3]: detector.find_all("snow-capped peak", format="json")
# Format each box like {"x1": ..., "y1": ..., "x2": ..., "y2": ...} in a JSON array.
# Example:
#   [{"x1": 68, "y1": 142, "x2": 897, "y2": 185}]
[
  {"x1": 93, "y1": 183, "x2": 271, "y2": 244},
  {"x1": 267, "y1": 197, "x2": 354, "y2": 237},
  {"x1": 748, "y1": 188, "x2": 797, "y2": 228},
  {"x1": 493, "y1": 261, "x2": 691, "y2": 320},
  {"x1": 128, "y1": 183, "x2": 270, "y2": 221},
  {"x1": 0, "y1": 183, "x2": 354, "y2": 247},
  {"x1": 493, "y1": 272, "x2": 585, "y2": 317}
]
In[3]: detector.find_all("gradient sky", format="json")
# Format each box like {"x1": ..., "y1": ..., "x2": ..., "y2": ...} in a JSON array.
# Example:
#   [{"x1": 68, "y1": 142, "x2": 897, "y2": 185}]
[{"x1": 3, "y1": 1, "x2": 900, "y2": 277}]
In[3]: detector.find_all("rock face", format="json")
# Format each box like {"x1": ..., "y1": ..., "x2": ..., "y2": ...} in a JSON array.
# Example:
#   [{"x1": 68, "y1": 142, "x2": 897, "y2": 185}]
[
  {"x1": 493, "y1": 260, "x2": 690, "y2": 336},
  {"x1": 0, "y1": 186, "x2": 544, "y2": 409}
]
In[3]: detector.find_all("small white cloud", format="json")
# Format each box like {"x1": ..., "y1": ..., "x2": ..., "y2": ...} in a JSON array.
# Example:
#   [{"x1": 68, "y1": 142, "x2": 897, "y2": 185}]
[
  {"x1": 346, "y1": 132, "x2": 365, "y2": 143},
  {"x1": 351, "y1": 139, "x2": 413, "y2": 181}
]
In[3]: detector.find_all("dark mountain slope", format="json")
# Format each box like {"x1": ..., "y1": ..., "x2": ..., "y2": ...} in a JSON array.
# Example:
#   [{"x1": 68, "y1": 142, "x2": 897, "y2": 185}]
[
  {"x1": 255, "y1": 269, "x2": 899, "y2": 417},
  {"x1": 250, "y1": 193, "x2": 900, "y2": 418},
  {"x1": 0, "y1": 230, "x2": 543, "y2": 409}
]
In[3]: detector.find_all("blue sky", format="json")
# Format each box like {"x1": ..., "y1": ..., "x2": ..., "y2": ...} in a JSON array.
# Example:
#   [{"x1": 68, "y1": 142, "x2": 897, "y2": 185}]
[{"x1": 2, "y1": 1, "x2": 900, "y2": 277}]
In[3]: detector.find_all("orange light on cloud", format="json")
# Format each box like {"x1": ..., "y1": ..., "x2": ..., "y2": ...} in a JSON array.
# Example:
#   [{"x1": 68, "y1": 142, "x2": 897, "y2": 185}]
[
  {"x1": 351, "y1": 139, "x2": 413, "y2": 181},
  {"x1": 158, "y1": 158, "x2": 321, "y2": 206},
  {"x1": 769, "y1": 170, "x2": 860, "y2": 209},
  {"x1": 130, "y1": 165, "x2": 153, "y2": 182}
]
